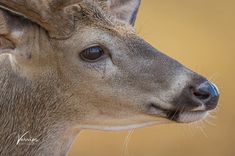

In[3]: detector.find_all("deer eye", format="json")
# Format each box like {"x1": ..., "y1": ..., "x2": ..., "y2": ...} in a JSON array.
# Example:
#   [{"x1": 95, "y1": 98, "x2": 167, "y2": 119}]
[{"x1": 80, "y1": 46, "x2": 105, "y2": 62}]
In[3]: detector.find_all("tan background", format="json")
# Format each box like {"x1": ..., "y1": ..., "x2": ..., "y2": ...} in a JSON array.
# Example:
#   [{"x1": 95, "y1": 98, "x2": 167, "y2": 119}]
[{"x1": 69, "y1": 0, "x2": 235, "y2": 156}]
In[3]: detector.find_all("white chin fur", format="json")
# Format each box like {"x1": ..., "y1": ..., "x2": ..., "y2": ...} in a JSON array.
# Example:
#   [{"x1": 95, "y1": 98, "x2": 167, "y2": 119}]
[
  {"x1": 78, "y1": 120, "x2": 170, "y2": 131},
  {"x1": 177, "y1": 111, "x2": 208, "y2": 123}
]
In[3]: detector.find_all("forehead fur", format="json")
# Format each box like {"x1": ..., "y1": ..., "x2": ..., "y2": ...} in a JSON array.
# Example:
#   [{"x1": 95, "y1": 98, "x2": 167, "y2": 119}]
[{"x1": 76, "y1": 1, "x2": 136, "y2": 36}]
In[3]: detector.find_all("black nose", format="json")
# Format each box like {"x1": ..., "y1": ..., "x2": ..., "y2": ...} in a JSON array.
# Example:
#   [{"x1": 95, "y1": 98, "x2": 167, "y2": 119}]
[{"x1": 192, "y1": 81, "x2": 220, "y2": 110}]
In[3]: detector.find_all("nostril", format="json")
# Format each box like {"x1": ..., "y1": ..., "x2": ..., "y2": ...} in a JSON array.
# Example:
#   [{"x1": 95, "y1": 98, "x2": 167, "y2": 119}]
[
  {"x1": 193, "y1": 90, "x2": 211, "y2": 101},
  {"x1": 191, "y1": 81, "x2": 219, "y2": 110}
]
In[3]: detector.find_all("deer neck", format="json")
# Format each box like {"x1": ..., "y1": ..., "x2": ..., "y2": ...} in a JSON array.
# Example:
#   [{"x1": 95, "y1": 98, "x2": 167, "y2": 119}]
[{"x1": 0, "y1": 55, "x2": 80, "y2": 156}]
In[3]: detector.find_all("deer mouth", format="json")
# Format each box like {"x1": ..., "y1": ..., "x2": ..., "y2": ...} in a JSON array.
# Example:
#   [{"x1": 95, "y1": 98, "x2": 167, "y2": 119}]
[
  {"x1": 148, "y1": 80, "x2": 219, "y2": 123},
  {"x1": 166, "y1": 109, "x2": 208, "y2": 123},
  {"x1": 150, "y1": 104, "x2": 208, "y2": 123}
]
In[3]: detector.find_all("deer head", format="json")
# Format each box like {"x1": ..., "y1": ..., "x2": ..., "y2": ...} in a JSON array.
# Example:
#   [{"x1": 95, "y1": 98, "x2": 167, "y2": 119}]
[{"x1": 0, "y1": 0, "x2": 219, "y2": 155}]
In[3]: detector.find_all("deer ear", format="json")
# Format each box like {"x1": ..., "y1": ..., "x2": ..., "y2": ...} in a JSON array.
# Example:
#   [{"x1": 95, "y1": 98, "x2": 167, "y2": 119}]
[
  {"x1": 108, "y1": 0, "x2": 141, "y2": 26},
  {"x1": 0, "y1": 9, "x2": 35, "y2": 60},
  {"x1": 0, "y1": 10, "x2": 15, "y2": 54}
]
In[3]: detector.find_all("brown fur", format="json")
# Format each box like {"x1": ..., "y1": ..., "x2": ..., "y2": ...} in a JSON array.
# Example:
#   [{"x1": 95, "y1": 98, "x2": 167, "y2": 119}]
[{"x1": 0, "y1": 0, "x2": 217, "y2": 156}]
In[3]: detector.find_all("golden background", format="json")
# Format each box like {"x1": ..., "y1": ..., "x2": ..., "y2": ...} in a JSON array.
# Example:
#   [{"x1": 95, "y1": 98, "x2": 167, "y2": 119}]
[{"x1": 69, "y1": 0, "x2": 235, "y2": 155}]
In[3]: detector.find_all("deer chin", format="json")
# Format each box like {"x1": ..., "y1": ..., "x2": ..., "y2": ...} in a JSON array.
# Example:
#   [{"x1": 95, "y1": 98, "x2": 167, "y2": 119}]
[
  {"x1": 149, "y1": 104, "x2": 209, "y2": 123},
  {"x1": 167, "y1": 110, "x2": 208, "y2": 123},
  {"x1": 78, "y1": 121, "x2": 165, "y2": 131}
]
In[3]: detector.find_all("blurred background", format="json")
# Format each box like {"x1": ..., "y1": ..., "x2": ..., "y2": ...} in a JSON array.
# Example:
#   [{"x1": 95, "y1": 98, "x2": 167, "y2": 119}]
[{"x1": 69, "y1": 0, "x2": 235, "y2": 156}]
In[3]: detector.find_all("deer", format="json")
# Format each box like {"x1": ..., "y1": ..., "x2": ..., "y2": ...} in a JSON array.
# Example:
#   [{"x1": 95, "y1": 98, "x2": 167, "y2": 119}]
[{"x1": 0, "y1": 0, "x2": 219, "y2": 156}]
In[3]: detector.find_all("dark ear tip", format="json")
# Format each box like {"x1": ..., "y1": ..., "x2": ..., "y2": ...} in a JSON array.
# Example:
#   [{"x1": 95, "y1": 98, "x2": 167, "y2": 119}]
[{"x1": 129, "y1": 4, "x2": 140, "y2": 26}]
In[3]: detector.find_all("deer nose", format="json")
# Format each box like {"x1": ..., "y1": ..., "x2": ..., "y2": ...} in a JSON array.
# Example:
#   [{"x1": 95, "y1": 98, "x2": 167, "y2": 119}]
[{"x1": 192, "y1": 81, "x2": 220, "y2": 110}]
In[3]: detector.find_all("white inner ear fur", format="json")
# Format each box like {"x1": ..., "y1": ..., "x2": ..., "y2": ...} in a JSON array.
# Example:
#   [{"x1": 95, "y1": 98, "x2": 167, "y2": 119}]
[{"x1": 108, "y1": 0, "x2": 140, "y2": 24}]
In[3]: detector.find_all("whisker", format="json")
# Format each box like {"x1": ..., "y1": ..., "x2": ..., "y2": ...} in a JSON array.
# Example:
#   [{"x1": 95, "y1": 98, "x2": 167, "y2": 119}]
[
  {"x1": 207, "y1": 73, "x2": 219, "y2": 82},
  {"x1": 204, "y1": 118, "x2": 216, "y2": 127},
  {"x1": 174, "y1": 104, "x2": 185, "y2": 121},
  {"x1": 180, "y1": 105, "x2": 186, "y2": 114},
  {"x1": 187, "y1": 123, "x2": 196, "y2": 136},
  {"x1": 194, "y1": 120, "x2": 208, "y2": 138},
  {"x1": 181, "y1": 125, "x2": 188, "y2": 137},
  {"x1": 122, "y1": 129, "x2": 134, "y2": 156},
  {"x1": 207, "y1": 113, "x2": 217, "y2": 119},
  {"x1": 170, "y1": 104, "x2": 181, "y2": 120},
  {"x1": 198, "y1": 125, "x2": 208, "y2": 138}
]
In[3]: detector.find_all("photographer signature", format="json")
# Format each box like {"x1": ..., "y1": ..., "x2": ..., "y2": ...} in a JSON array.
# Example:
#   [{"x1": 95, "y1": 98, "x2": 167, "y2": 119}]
[{"x1": 17, "y1": 131, "x2": 39, "y2": 145}]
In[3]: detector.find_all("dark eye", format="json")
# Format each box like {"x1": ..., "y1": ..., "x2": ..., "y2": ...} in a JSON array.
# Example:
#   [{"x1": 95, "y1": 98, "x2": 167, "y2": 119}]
[{"x1": 80, "y1": 46, "x2": 105, "y2": 62}]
